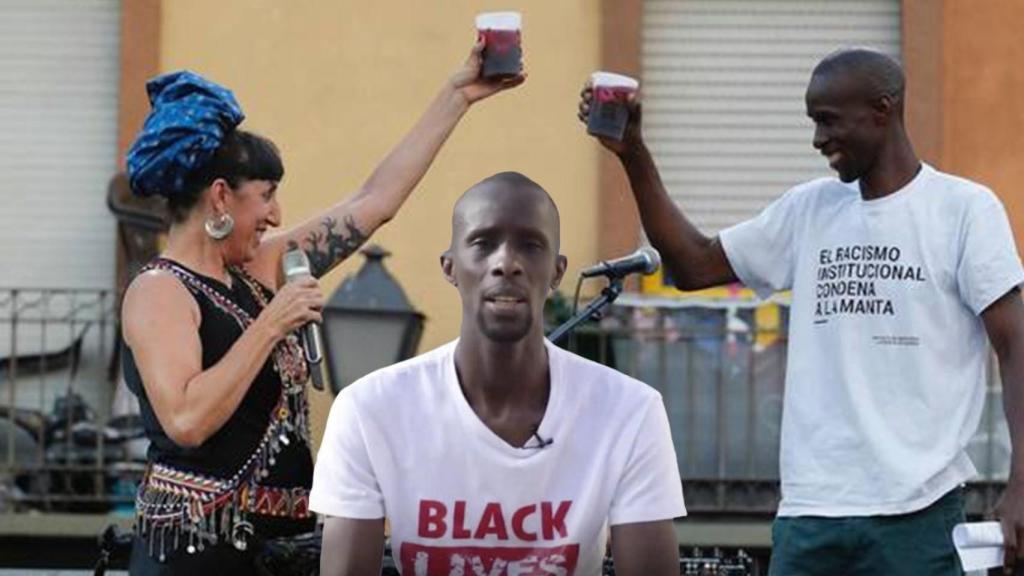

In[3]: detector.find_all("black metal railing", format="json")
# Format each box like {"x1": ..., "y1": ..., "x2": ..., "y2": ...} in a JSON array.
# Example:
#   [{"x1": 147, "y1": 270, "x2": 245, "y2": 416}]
[
  {"x1": 0, "y1": 287, "x2": 144, "y2": 514},
  {"x1": 561, "y1": 298, "x2": 1010, "y2": 517},
  {"x1": 0, "y1": 288, "x2": 1012, "y2": 519}
]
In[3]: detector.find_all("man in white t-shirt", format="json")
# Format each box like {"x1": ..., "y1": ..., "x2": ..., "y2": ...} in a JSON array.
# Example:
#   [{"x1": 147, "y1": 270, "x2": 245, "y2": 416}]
[
  {"x1": 579, "y1": 48, "x2": 1024, "y2": 575},
  {"x1": 311, "y1": 172, "x2": 687, "y2": 575}
]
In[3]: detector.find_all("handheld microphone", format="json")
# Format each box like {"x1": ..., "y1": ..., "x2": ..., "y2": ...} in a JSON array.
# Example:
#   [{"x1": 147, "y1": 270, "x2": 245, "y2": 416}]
[
  {"x1": 281, "y1": 248, "x2": 325, "y2": 391},
  {"x1": 580, "y1": 247, "x2": 661, "y2": 279}
]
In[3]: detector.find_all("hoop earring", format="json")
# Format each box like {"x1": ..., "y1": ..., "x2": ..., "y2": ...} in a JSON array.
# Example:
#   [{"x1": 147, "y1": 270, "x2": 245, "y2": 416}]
[{"x1": 204, "y1": 213, "x2": 234, "y2": 240}]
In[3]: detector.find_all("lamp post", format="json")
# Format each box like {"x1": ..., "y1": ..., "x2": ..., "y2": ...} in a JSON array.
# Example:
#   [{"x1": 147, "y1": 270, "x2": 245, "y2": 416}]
[{"x1": 321, "y1": 245, "x2": 425, "y2": 395}]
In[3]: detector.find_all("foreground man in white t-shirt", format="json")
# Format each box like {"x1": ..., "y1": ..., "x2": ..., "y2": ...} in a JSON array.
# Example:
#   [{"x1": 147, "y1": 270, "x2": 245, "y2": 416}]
[
  {"x1": 311, "y1": 172, "x2": 687, "y2": 575},
  {"x1": 579, "y1": 48, "x2": 1024, "y2": 575}
]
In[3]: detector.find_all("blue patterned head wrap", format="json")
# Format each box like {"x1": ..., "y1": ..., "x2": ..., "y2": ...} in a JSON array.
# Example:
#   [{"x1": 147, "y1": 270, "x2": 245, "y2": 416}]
[{"x1": 126, "y1": 70, "x2": 245, "y2": 198}]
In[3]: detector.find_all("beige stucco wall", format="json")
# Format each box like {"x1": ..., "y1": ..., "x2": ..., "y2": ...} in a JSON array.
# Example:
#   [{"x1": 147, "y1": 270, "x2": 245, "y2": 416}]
[{"x1": 158, "y1": 1, "x2": 603, "y2": 447}]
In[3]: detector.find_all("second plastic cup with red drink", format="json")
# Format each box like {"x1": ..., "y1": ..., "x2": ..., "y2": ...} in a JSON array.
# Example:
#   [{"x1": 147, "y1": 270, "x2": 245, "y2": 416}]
[{"x1": 587, "y1": 72, "x2": 639, "y2": 141}]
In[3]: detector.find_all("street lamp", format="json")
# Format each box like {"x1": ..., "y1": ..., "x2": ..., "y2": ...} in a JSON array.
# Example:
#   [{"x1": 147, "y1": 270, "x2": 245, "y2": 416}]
[{"x1": 321, "y1": 245, "x2": 426, "y2": 395}]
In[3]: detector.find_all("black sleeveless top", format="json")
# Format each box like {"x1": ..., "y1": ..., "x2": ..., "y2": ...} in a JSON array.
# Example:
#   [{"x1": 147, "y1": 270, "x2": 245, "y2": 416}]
[{"x1": 124, "y1": 261, "x2": 312, "y2": 486}]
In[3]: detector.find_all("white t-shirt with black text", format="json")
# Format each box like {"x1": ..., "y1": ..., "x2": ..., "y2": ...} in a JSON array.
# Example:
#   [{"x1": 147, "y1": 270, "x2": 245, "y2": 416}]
[
  {"x1": 720, "y1": 164, "x2": 1024, "y2": 517},
  {"x1": 310, "y1": 339, "x2": 686, "y2": 575}
]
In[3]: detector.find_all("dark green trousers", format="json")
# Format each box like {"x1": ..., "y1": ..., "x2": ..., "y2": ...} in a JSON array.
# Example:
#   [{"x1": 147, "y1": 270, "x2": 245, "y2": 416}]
[{"x1": 768, "y1": 488, "x2": 965, "y2": 576}]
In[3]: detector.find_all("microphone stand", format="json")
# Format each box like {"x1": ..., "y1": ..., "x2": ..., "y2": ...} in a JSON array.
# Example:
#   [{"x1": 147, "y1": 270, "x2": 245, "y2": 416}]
[{"x1": 547, "y1": 276, "x2": 624, "y2": 344}]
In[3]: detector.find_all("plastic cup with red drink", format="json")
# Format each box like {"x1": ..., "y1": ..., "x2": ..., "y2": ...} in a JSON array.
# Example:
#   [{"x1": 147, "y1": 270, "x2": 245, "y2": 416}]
[
  {"x1": 476, "y1": 12, "x2": 522, "y2": 79},
  {"x1": 587, "y1": 71, "x2": 639, "y2": 141}
]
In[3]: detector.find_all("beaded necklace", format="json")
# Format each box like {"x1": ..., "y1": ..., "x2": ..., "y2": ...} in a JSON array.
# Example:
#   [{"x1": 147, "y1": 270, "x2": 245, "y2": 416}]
[{"x1": 133, "y1": 258, "x2": 312, "y2": 561}]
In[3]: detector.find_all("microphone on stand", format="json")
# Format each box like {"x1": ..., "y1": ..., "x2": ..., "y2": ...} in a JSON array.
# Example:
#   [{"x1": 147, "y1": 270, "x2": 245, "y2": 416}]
[
  {"x1": 579, "y1": 247, "x2": 661, "y2": 279},
  {"x1": 281, "y1": 249, "x2": 325, "y2": 391},
  {"x1": 546, "y1": 248, "x2": 661, "y2": 344}
]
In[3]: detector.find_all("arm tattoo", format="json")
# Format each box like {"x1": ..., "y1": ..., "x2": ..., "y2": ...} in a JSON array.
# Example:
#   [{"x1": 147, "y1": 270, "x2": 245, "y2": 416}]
[{"x1": 302, "y1": 214, "x2": 369, "y2": 277}]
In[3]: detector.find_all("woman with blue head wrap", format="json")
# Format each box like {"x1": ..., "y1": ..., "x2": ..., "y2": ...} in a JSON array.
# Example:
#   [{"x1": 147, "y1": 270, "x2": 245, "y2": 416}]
[{"x1": 120, "y1": 43, "x2": 523, "y2": 573}]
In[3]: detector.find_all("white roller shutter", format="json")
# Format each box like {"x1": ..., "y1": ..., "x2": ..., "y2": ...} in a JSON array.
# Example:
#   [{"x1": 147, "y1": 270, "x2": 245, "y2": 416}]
[
  {"x1": 0, "y1": 0, "x2": 120, "y2": 289},
  {"x1": 641, "y1": 0, "x2": 901, "y2": 235}
]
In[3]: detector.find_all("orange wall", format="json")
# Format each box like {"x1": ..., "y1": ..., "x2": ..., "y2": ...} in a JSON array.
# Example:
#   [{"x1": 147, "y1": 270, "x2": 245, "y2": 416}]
[{"x1": 941, "y1": 0, "x2": 1024, "y2": 255}]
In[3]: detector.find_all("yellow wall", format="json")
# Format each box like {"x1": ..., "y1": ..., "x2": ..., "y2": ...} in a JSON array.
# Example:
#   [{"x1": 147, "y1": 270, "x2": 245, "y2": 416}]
[{"x1": 159, "y1": 1, "x2": 603, "y2": 447}]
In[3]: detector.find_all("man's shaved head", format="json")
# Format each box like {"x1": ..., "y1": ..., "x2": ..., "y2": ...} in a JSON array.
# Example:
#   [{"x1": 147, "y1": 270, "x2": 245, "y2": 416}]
[
  {"x1": 804, "y1": 47, "x2": 910, "y2": 184},
  {"x1": 812, "y1": 47, "x2": 906, "y2": 116},
  {"x1": 443, "y1": 171, "x2": 567, "y2": 344},
  {"x1": 451, "y1": 171, "x2": 561, "y2": 251}
]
